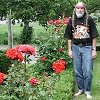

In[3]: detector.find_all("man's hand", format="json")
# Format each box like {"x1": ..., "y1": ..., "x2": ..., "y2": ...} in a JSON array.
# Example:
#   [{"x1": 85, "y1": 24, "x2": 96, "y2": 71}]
[
  {"x1": 92, "y1": 50, "x2": 97, "y2": 60},
  {"x1": 68, "y1": 50, "x2": 73, "y2": 58}
]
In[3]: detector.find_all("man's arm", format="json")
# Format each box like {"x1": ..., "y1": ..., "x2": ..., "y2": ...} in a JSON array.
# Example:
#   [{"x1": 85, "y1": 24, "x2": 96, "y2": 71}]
[
  {"x1": 68, "y1": 39, "x2": 73, "y2": 58},
  {"x1": 92, "y1": 37, "x2": 97, "y2": 59}
]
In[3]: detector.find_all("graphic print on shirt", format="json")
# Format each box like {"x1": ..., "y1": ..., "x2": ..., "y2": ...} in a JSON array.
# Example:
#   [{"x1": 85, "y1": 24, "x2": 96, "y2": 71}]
[{"x1": 73, "y1": 25, "x2": 90, "y2": 39}]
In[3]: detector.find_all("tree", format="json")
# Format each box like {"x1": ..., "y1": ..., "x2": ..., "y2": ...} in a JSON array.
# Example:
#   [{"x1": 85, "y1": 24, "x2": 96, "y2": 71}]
[
  {"x1": 0, "y1": 0, "x2": 35, "y2": 45},
  {"x1": 0, "y1": 0, "x2": 14, "y2": 48},
  {"x1": 0, "y1": 0, "x2": 100, "y2": 46},
  {"x1": 68, "y1": 0, "x2": 100, "y2": 14}
]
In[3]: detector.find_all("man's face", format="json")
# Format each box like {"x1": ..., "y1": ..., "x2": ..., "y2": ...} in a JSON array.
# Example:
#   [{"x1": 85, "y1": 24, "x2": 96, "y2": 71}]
[{"x1": 75, "y1": 6, "x2": 85, "y2": 18}]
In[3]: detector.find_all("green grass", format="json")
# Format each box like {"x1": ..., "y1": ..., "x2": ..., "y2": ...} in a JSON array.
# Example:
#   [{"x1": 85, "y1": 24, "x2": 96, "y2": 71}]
[
  {"x1": 96, "y1": 23, "x2": 100, "y2": 43},
  {"x1": 0, "y1": 22, "x2": 46, "y2": 44},
  {"x1": 92, "y1": 51, "x2": 100, "y2": 100},
  {"x1": 12, "y1": 24, "x2": 23, "y2": 34},
  {"x1": 0, "y1": 24, "x2": 22, "y2": 34},
  {"x1": 0, "y1": 22, "x2": 46, "y2": 35},
  {"x1": 73, "y1": 51, "x2": 100, "y2": 100},
  {"x1": 0, "y1": 24, "x2": 8, "y2": 33}
]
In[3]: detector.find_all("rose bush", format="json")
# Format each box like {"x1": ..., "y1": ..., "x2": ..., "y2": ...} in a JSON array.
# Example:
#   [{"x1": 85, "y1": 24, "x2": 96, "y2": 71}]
[
  {"x1": 33, "y1": 17, "x2": 72, "y2": 74},
  {"x1": 0, "y1": 17, "x2": 74, "y2": 100}
]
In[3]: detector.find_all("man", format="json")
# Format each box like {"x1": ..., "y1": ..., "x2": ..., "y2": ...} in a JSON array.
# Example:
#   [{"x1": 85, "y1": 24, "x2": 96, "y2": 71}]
[{"x1": 64, "y1": 2, "x2": 98, "y2": 99}]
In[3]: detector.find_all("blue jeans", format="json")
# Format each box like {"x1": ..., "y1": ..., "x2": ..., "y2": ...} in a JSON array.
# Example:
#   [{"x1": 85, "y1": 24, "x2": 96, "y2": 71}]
[{"x1": 72, "y1": 44, "x2": 93, "y2": 92}]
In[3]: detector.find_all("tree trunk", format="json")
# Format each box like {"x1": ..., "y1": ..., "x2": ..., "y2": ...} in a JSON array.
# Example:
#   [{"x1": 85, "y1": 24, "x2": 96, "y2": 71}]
[
  {"x1": 7, "y1": 9, "x2": 13, "y2": 48},
  {"x1": 24, "y1": 20, "x2": 29, "y2": 32}
]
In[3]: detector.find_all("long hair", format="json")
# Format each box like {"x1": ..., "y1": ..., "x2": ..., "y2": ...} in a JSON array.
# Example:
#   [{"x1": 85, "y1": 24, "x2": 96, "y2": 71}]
[{"x1": 72, "y1": 2, "x2": 89, "y2": 32}]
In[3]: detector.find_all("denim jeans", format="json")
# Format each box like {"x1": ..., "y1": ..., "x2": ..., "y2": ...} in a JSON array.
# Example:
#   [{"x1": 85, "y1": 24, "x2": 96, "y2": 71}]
[{"x1": 72, "y1": 44, "x2": 93, "y2": 92}]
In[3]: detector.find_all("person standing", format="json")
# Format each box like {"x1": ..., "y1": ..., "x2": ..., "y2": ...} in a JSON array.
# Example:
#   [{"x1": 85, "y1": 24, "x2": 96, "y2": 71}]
[{"x1": 64, "y1": 2, "x2": 99, "y2": 99}]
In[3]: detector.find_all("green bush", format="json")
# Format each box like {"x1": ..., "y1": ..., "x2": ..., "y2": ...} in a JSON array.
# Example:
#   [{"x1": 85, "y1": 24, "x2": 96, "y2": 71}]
[
  {"x1": 0, "y1": 62, "x2": 74, "y2": 100},
  {"x1": 0, "y1": 32, "x2": 21, "y2": 45},
  {"x1": 52, "y1": 69, "x2": 74, "y2": 100},
  {"x1": 33, "y1": 43, "x2": 72, "y2": 75},
  {"x1": 0, "y1": 62, "x2": 36, "y2": 100},
  {"x1": 20, "y1": 26, "x2": 33, "y2": 44},
  {"x1": 0, "y1": 50, "x2": 12, "y2": 74},
  {"x1": 0, "y1": 32, "x2": 8, "y2": 45},
  {"x1": 33, "y1": 25, "x2": 72, "y2": 74},
  {"x1": 13, "y1": 34, "x2": 21, "y2": 44}
]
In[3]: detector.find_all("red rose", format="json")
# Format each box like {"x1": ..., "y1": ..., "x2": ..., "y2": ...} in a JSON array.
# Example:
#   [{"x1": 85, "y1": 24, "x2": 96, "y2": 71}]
[
  {"x1": 0, "y1": 72, "x2": 5, "y2": 85},
  {"x1": 16, "y1": 45, "x2": 35, "y2": 55},
  {"x1": 54, "y1": 20, "x2": 61, "y2": 25},
  {"x1": 52, "y1": 59, "x2": 66, "y2": 74},
  {"x1": 63, "y1": 17, "x2": 69, "y2": 25},
  {"x1": 59, "y1": 48, "x2": 63, "y2": 52},
  {"x1": 55, "y1": 27, "x2": 59, "y2": 31},
  {"x1": 29, "y1": 78, "x2": 38, "y2": 86},
  {"x1": 47, "y1": 20, "x2": 54, "y2": 25},
  {"x1": 6, "y1": 48, "x2": 24, "y2": 62},
  {"x1": 40, "y1": 56, "x2": 46, "y2": 61},
  {"x1": 57, "y1": 59, "x2": 66, "y2": 65}
]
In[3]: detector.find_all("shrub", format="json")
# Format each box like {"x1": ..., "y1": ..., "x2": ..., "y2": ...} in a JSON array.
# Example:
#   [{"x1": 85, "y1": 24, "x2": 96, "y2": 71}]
[
  {"x1": 0, "y1": 63, "x2": 74, "y2": 100},
  {"x1": 0, "y1": 32, "x2": 21, "y2": 45},
  {"x1": 13, "y1": 34, "x2": 21, "y2": 44},
  {"x1": 20, "y1": 26, "x2": 33, "y2": 44},
  {"x1": 0, "y1": 32, "x2": 8, "y2": 45},
  {"x1": 33, "y1": 17, "x2": 72, "y2": 74},
  {"x1": 52, "y1": 69, "x2": 74, "y2": 100},
  {"x1": 0, "y1": 17, "x2": 74, "y2": 100},
  {"x1": 0, "y1": 50, "x2": 12, "y2": 74}
]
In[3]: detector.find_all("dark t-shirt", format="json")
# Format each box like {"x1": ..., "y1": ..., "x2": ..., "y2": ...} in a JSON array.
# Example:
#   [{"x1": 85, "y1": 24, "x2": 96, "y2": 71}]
[{"x1": 64, "y1": 16, "x2": 99, "y2": 44}]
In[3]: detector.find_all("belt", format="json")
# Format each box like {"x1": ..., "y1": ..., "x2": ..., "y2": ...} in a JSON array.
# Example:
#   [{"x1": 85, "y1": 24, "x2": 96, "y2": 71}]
[{"x1": 74, "y1": 43, "x2": 92, "y2": 47}]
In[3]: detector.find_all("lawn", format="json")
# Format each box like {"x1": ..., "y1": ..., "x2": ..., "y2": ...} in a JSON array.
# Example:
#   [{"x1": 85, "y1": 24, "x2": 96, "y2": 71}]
[
  {"x1": 73, "y1": 51, "x2": 100, "y2": 100},
  {"x1": 0, "y1": 22, "x2": 46, "y2": 35},
  {"x1": 0, "y1": 22, "x2": 46, "y2": 45}
]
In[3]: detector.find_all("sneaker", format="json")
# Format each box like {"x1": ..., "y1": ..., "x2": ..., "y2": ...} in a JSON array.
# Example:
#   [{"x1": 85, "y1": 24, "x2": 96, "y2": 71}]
[
  {"x1": 74, "y1": 90, "x2": 83, "y2": 96},
  {"x1": 85, "y1": 92, "x2": 92, "y2": 99},
  {"x1": 86, "y1": 93, "x2": 92, "y2": 99}
]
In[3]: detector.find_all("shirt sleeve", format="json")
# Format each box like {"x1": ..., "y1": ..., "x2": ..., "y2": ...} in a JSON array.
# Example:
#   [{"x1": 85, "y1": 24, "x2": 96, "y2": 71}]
[
  {"x1": 88, "y1": 16, "x2": 99, "y2": 38},
  {"x1": 64, "y1": 19, "x2": 73, "y2": 39}
]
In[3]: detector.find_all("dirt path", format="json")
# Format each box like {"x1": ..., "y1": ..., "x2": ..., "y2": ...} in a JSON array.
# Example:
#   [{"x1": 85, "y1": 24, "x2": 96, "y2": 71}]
[{"x1": 0, "y1": 45, "x2": 9, "y2": 50}]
